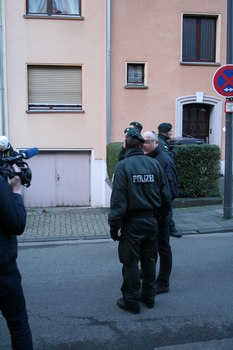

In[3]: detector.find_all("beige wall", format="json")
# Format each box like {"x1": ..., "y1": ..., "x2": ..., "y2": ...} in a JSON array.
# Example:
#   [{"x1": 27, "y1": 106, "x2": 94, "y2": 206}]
[
  {"x1": 111, "y1": 0, "x2": 227, "y2": 153},
  {"x1": 5, "y1": 0, "x2": 107, "y2": 159}
]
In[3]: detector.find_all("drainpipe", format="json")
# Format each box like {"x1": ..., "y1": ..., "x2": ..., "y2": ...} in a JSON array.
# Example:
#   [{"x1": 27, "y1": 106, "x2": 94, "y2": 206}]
[
  {"x1": 106, "y1": 0, "x2": 111, "y2": 144},
  {"x1": 0, "y1": 0, "x2": 7, "y2": 136}
]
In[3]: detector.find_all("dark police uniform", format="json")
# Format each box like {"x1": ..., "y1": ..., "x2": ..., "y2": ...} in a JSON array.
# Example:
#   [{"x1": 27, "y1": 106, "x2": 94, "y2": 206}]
[
  {"x1": 158, "y1": 123, "x2": 181, "y2": 239},
  {"x1": 158, "y1": 123, "x2": 178, "y2": 160},
  {"x1": 118, "y1": 122, "x2": 143, "y2": 162},
  {"x1": 158, "y1": 133, "x2": 178, "y2": 159},
  {"x1": 109, "y1": 141, "x2": 172, "y2": 312},
  {"x1": 0, "y1": 176, "x2": 33, "y2": 349},
  {"x1": 147, "y1": 146, "x2": 179, "y2": 292}
]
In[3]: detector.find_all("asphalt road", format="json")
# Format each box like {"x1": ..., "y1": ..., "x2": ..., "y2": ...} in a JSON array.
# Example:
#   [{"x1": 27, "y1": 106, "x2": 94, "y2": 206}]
[{"x1": 1, "y1": 233, "x2": 233, "y2": 350}]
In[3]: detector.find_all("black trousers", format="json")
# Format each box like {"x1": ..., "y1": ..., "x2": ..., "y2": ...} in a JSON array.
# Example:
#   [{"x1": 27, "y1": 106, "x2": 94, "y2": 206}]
[
  {"x1": 0, "y1": 269, "x2": 33, "y2": 350},
  {"x1": 169, "y1": 200, "x2": 176, "y2": 233},
  {"x1": 118, "y1": 217, "x2": 158, "y2": 305},
  {"x1": 157, "y1": 210, "x2": 172, "y2": 287}
]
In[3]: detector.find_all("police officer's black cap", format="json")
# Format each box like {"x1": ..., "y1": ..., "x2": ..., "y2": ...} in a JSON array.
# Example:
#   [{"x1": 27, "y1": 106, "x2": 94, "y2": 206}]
[
  {"x1": 124, "y1": 127, "x2": 130, "y2": 134},
  {"x1": 130, "y1": 121, "x2": 143, "y2": 132},
  {"x1": 126, "y1": 128, "x2": 145, "y2": 143},
  {"x1": 158, "y1": 122, "x2": 173, "y2": 132}
]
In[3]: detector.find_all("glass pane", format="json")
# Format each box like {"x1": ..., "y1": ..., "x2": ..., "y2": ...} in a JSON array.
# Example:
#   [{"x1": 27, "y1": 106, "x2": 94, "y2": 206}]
[
  {"x1": 127, "y1": 64, "x2": 144, "y2": 84},
  {"x1": 200, "y1": 18, "x2": 215, "y2": 61},
  {"x1": 189, "y1": 107, "x2": 197, "y2": 137},
  {"x1": 183, "y1": 104, "x2": 209, "y2": 140},
  {"x1": 198, "y1": 108, "x2": 208, "y2": 136},
  {"x1": 53, "y1": 0, "x2": 80, "y2": 15},
  {"x1": 182, "y1": 110, "x2": 189, "y2": 136},
  {"x1": 183, "y1": 17, "x2": 197, "y2": 60},
  {"x1": 28, "y1": 0, "x2": 47, "y2": 13}
]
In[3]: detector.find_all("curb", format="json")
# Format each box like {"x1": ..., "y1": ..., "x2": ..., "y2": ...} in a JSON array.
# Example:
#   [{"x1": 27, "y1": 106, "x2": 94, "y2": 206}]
[
  {"x1": 173, "y1": 197, "x2": 222, "y2": 208},
  {"x1": 180, "y1": 227, "x2": 233, "y2": 235},
  {"x1": 19, "y1": 228, "x2": 233, "y2": 245}
]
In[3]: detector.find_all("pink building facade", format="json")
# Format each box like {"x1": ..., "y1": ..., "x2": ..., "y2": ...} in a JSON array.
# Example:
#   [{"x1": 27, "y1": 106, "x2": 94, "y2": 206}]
[
  {"x1": 0, "y1": 0, "x2": 109, "y2": 207},
  {"x1": 111, "y1": 0, "x2": 227, "y2": 153}
]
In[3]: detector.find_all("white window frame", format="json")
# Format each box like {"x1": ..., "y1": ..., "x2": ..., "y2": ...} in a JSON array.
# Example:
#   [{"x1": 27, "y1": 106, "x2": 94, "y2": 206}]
[
  {"x1": 25, "y1": 0, "x2": 83, "y2": 19},
  {"x1": 27, "y1": 65, "x2": 83, "y2": 112},
  {"x1": 180, "y1": 13, "x2": 221, "y2": 66},
  {"x1": 125, "y1": 62, "x2": 148, "y2": 89}
]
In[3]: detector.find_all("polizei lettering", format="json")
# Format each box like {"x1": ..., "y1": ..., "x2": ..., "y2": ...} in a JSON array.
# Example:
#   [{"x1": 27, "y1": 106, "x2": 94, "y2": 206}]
[{"x1": 132, "y1": 174, "x2": 154, "y2": 183}]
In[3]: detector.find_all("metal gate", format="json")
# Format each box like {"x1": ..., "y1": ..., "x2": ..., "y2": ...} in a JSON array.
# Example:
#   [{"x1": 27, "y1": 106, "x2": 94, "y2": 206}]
[{"x1": 23, "y1": 151, "x2": 91, "y2": 207}]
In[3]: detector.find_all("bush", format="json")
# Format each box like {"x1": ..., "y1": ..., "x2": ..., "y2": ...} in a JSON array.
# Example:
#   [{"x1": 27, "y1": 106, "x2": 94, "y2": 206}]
[
  {"x1": 106, "y1": 143, "x2": 221, "y2": 198},
  {"x1": 106, "y1": 142, "x2": 123, "y2": 181},
  {"x1": 175, "y1": 144, "x2": 221, "y2": 197}
]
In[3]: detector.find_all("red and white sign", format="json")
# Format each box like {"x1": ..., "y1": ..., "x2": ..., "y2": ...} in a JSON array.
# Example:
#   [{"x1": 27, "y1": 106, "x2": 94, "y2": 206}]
[{"x1": 213, "y1": 65, "x2": 233, "y2": 97}]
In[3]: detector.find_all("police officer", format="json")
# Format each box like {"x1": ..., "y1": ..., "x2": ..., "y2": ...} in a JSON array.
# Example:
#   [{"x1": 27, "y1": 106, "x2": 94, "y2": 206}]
[
  {"x1": 158, "y1": 123, "x2": 178, "y2": 159},
  {"x1": 143, "y1": 130, "x2": 179, "y2": 294},
  {"x1": 157, "y1": 123, "x2": 182, "y2": 238},
  {"x1": 129, "y1": 121, "x2": 143, "y2": 132},
  {"x1": 0, "y1": 142, "x2": 33, "y2": 349},
  {"x1": 118, "y1": 121, "x2": 143, "y2": 161},
  {"x1": 108, "y1": 128, "x2": 172, "y2": 314}
]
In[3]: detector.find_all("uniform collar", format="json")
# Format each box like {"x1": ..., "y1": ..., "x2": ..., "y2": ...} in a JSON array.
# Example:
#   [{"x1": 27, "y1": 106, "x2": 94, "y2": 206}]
[{"x1": 125, "y1": 148, "x2": 144, "y2": 158}]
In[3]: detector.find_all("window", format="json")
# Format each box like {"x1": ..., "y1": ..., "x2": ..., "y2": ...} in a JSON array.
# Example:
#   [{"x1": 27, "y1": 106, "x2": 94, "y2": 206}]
[
  {"x1": 183, "y1": 104, "x2": 210, "y2": 143},
  {"x1": 26, "y1": 0, "x2": 81, "y2": 17},
  {"x1": 127, "y1": 64, "x2": 144, "y2": 85},
  {"x1": 125, "y1": 63, "x2": 148, "y2": 89},
  {"x1": 182, "y1": 16, "x2": 216, "y2": 63},
  {"x1": 28, "y1": 65, "x2": 82, "y2": 111}
]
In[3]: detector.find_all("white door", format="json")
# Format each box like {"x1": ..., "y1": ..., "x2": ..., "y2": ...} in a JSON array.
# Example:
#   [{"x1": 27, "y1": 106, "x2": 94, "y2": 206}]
[{"x1": 23, "y1": 151, "x2": 91, "y2": 207}]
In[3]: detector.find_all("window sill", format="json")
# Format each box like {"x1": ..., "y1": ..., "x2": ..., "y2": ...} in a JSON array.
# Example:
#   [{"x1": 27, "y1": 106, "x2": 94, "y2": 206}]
[
  {"x1": 180, "y1": 61, "x2": 221, "y2": 66},
  {"x1": 124, "y1": 85, "x2": 148, "y2": 89},
  {"x1": 26, "y1": 109, "x2": 85, "y2": 114},
  {"x1": 24, "y1": 14, "x2": 84, "y2": 20}
]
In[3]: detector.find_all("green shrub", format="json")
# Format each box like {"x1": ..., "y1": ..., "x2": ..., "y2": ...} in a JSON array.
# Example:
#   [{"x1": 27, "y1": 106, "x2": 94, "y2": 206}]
[
  {"x1": 106, "y1": 142, "x2": 221, "y2": 198},
  {"x1": 106, "y1": 142, "x2": 123, "y2": 180},
  {"x1": 175, "y1": 144, "x2": 221, "y2": 197}
]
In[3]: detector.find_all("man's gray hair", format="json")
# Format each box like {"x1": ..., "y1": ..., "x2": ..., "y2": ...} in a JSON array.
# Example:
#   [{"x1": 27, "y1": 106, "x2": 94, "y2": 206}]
[{"x1": 151, "y1": 131, "x2": 158, "y2": 142}]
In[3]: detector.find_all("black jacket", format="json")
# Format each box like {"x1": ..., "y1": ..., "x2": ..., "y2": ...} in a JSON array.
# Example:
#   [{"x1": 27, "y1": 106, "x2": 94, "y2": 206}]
[
  {"x1": 158, "y1": 134, "x2": 178, "y2": 159},
  {"x1": 147, "y1": 146, "x2": 179, "y2": 200},
  {"x1": 118, "y1": 146, "x2": 126, "y2": 161},
  {"x1": 108, "y1": 148, "x2": 172, "y2": 230},
  {"x1": 0, "y1": 176, "x2": 26, "y2": 270}
]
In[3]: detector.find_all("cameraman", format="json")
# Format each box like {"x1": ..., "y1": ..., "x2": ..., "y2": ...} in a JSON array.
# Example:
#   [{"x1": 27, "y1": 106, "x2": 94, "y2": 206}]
[{"x1": 0, "y1": 162, "x2": 33, "y2": 349}]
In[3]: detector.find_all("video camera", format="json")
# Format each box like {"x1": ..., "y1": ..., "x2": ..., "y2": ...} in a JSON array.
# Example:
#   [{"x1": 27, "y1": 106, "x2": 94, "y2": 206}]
[{"x1": 0, "y1": 147, "x2": 39, "y2": 188}]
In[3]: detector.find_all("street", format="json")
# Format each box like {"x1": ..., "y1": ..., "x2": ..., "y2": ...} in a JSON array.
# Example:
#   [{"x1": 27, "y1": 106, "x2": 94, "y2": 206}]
[{"x1": 1, "y1": 233, "x2": 233, "y2": 350}]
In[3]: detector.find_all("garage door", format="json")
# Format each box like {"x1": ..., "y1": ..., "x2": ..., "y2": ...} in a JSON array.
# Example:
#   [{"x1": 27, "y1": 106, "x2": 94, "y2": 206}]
[{"x1": 22, "y1": 151, "x2": 91, "y2": 207}]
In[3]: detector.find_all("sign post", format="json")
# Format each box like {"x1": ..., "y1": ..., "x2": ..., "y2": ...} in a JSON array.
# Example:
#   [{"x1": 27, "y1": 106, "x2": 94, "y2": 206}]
[{"x1": 213, "y1": 64, "x2": 233, "y2": 219}]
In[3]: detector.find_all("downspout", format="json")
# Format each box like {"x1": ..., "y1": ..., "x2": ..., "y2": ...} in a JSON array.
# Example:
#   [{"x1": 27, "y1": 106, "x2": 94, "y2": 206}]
[
  {"x1": 106, "y1": 0, "x2": 111, "y2": 144},
  {"x1": 0, "y1": 0, "x2": 4, "y2": 134},
  {"x1": 0, "y1": 0, "x2": 7, "y2": 136}
]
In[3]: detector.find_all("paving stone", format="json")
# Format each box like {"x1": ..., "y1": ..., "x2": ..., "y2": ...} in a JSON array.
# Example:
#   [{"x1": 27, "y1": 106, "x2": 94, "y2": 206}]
[{"x1": 18, "y1": 205, "x2": 233, "y2": 243}]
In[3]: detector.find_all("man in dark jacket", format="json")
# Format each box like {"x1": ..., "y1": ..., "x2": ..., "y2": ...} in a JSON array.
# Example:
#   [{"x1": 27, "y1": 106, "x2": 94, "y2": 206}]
[
  {"x1": 158, "y1": 122, "x2": 178, "y2": 159},
  {"x1": 143, "y1": 130, "x2": 180, "y2": 294},
  {"x1": 118, "y1": 121, "x2": 143, "y2": 161},
  {"x1": 157, "y1": 123, "x2": 182, "y2": 238},
  {"x1": 0, "y1": 163, "x2": 33, "y2": 349},
  {"x1": 109, "y1": 128, "x2": 172, "y2": 314}
]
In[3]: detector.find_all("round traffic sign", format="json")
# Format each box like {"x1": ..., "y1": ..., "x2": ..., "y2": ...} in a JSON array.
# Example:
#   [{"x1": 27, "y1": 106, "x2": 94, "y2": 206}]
[{"x1": 212, "y1": 64, "x2": 233, "y2": 97}]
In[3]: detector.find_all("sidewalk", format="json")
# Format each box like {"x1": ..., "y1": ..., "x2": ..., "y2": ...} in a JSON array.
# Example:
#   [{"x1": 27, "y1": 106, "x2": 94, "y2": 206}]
[{"x1": 18, "y1": 203, "x2": 233, "y2": 243}]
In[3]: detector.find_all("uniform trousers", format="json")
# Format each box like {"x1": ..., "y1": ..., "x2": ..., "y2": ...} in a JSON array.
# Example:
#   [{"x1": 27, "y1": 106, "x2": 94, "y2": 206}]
[
  {"x1": 0, "y1": 269, "x2": 33, "y2": 350},
  {"x1": 118, "y1": 217, "x2": 158, "y2": 306},
  {"x1": 156, "y1": 210, "x2": 172, "y2": 287}
]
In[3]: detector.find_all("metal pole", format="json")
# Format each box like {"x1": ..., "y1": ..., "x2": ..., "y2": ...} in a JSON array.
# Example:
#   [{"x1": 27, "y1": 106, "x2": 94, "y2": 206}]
[
  {"x1": 106, "y1": 0, "x2": 111, "y2": 145},
  {"x1": 0, "y1": 0, "x2": 5, "y2": 134},
  {"x1": 224, "y1": 0, "x2": 233, "y2": 218}
]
